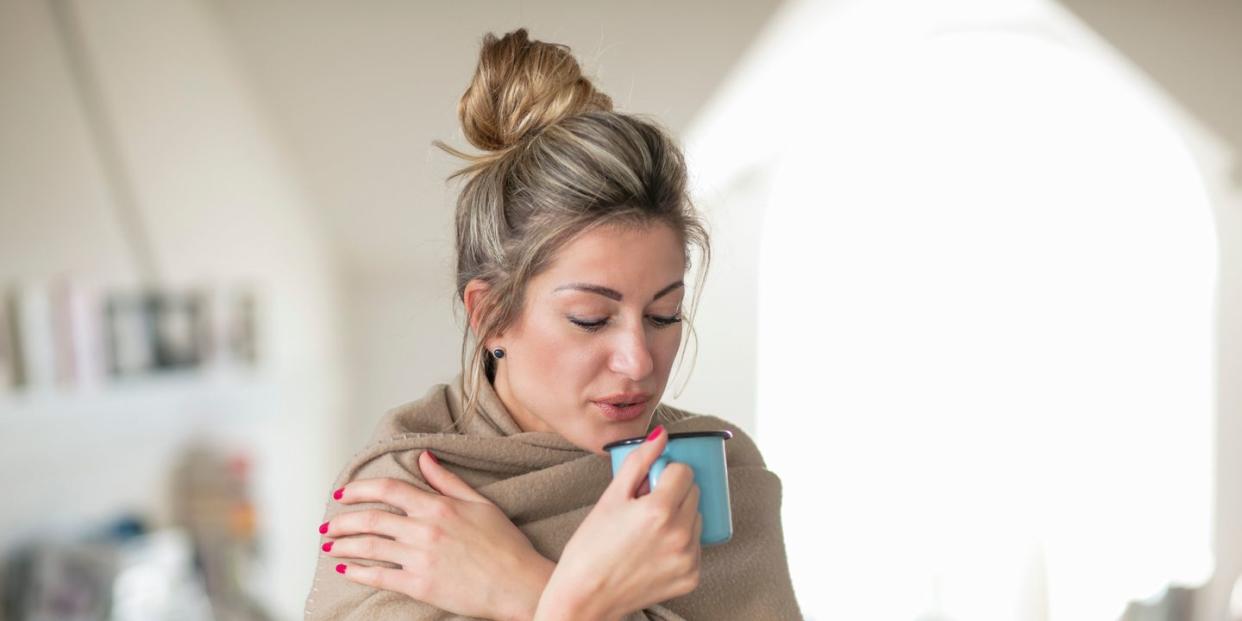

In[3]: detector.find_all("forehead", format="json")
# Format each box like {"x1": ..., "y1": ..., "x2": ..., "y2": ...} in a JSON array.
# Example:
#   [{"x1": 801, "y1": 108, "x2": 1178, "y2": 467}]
[{"x1": 537, "y1": 223, "x2": 686, "y2": 291}]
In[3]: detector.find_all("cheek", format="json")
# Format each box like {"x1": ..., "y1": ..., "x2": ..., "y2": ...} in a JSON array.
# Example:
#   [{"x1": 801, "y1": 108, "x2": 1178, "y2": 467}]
[
  {"x1": 515, "y1": 317, "x2": 603, "y2": 391},
  {"x1": 653, "y1": 325, "x2": 684, "y2": 367}
]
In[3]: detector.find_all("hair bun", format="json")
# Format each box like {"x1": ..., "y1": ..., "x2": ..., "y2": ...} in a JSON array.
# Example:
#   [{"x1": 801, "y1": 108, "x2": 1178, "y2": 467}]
[{"x1": 457, "y1": 28, "x2": 613, "y2": 152}]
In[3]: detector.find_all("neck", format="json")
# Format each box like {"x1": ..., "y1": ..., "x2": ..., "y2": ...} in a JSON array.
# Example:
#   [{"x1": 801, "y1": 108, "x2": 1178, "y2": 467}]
[{"x1": 491, "y1": 367, "x2": 555, "y2": 433}]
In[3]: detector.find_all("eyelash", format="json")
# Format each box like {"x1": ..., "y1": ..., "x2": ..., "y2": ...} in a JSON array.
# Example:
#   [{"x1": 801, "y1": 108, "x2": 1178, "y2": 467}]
[{"x1": 569, "y1": 314, "x2": 683, "y2": 333}]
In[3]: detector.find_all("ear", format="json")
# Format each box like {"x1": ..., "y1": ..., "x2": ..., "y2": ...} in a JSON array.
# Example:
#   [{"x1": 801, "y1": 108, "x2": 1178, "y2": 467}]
[{"x1": 463, "y1": 278, "x2": 491, "y2": 335}]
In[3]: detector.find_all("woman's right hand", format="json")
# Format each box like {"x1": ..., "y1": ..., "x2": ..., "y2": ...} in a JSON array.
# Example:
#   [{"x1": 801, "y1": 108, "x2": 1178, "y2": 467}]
[{"x1": 535, "y1": 425, "x2": 703, "y2": 621}]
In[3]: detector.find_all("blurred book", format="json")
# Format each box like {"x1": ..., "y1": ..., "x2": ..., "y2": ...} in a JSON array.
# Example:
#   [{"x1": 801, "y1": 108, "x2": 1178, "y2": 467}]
[
  {"x1": 13, "y1": 283, "x2": 56, "y2": 391},
  {"x1": 1, "y1": 281, "x2": 259, "y2": 391},
  {"x1": 48, "y1": 278, "x2": 106, "y2": 389},
  {"x1": 223, "y1": 289, "x2": 258, "y2": 367},
  {"x1": 68, "y1": 281, "x2": 107, "y2": 390},
  {"x1": 0, "y1": 287, "x2": 20, "y2": 393}
]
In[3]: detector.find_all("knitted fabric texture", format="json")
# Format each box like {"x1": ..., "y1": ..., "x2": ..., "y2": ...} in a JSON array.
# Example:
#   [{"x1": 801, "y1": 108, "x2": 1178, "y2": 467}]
[{"x1": 303, "y1": 373, "x2": 802, "y2": 620}]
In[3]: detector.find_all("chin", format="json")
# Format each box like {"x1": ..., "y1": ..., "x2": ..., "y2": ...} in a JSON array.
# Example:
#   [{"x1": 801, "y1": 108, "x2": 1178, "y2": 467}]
[{"x1": 583, "y1": 425, "x2": 637, "y2": 456}]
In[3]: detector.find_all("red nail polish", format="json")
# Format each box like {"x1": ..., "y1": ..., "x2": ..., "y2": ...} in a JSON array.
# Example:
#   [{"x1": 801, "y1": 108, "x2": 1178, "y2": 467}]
[
  {"x1": 646, "y1": 425, "x2": 664, "y2": 442},
  {"x1": 335, "y1": 563, "x2": 347, "y2": 574},
  {"x1": 332, "y1": 488, "x2": 344, "y2": 501},
  {"x1": 426, "y1": 450, "x2": 438, "y2": 465},
  {"x1": 319, "y1": 521, "x2": 329, "y2": 535},
  {"x1": 322, "y1": 541, "x2": 333, "y2": 552}
]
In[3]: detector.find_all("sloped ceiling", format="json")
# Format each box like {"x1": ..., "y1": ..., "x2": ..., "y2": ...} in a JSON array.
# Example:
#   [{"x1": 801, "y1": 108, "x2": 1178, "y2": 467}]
[
  {"x1": 209, "y1": 0, "x2": 786, "y2": 277},
  {"x1": 1056, "y1": 0, "x2": 1242, "y2": 182}
]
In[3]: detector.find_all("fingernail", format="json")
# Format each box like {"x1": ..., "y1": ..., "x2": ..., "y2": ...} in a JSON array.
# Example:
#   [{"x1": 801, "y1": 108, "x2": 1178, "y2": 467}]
[
  {"x1": 319, "y1": 521, "x2": 329, "y2": 535},
  {"x1": 332, "y1": 487, "x2": 344, "y2": 501},
  {"x1": 426, "y1": 450, "x2": 439, "y2": 465},
  {"x1": 646, "y1": 425, "x2": 664, "y2": 442},
  {"x1": 335, "y1": 563, "x2": 347, "y2": 574},
  {"x1": 322, "y1": 541, "x2": 333, "y2": 552}
]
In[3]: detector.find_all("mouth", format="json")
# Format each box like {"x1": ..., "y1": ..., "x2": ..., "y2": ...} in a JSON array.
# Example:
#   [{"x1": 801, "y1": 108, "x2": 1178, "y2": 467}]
[{"x1": 592, "y1": 399, "x2": 649, "y2": 422}]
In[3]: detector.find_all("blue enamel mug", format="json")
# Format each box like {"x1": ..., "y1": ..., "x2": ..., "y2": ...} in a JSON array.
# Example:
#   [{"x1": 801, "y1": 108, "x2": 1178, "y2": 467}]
[{"x1": 602, "y1": 430, "x2": 734, "y2": 546}]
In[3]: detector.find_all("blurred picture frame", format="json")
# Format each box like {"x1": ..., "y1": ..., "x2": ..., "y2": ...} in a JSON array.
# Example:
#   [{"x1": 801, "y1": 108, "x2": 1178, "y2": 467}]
[
  {"x1": 151, "y1": 291, "x2": 209, "y2": 370},
  {"x1": 105, "y1": 292, "x2": 155, "y2": 377},
  {"x1": 218, "y1": 289, "x2": 258, "y2": 367},
  {"x1": 105, "y1": 290, "x2": 210, "y2": 377}
]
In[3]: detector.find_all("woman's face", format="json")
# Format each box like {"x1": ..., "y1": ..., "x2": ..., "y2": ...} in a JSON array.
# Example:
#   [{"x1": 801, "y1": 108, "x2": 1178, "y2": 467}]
[{"x1": 480, "y1": 222, "x2": 687, "y2": 455}]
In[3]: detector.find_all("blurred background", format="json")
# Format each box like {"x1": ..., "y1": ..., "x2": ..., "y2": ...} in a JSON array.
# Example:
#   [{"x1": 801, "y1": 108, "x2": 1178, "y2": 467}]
[{"x1": 0, "y1": 0, "x2": 1238, "y2": 619}]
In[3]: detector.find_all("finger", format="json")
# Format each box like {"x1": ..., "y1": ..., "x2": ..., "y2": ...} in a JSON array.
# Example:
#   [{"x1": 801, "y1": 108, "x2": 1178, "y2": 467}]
[
  {"x1": 636, "y1": 477, "x2": 652, "y2": 497},
  {"x1": 323, "y1": 509, "x2": 410, "y2": 540},
  {"x1": 335, "y1": 477, "x2": 436, "y2": 516},
  {"x1": 692, "y1": 513, "x2": 703, "y2": 551},
  {"x1": 605, "y1": 425, "x2": 669, "y2": 502},
  {"x1": 651, "y1": 462, "x2": 696, "y2": 507},
  {"x1": 418, "y1": 450, "x2": 491, "y2": 504},
  {"x1": 332, "y1": 562, "x2": 425, "y2": 600},
  {"x1": 321, "y1": 534, "x2": 414, "y2": 567},
  {"x1": 673, "y1": 480, "x2": 701, "y2": 526}
]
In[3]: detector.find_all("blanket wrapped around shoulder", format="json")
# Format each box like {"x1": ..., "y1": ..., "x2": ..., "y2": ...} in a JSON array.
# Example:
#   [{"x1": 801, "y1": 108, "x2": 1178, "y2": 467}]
[{"x1": 303, "y1": 373, "x2": 802, "y2": 620}]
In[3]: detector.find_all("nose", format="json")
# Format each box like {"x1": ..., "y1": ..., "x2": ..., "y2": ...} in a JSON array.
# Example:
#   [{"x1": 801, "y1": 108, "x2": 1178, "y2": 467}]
[{"x1": 608, "y1": 319, "x2": 655, "y2": 380}]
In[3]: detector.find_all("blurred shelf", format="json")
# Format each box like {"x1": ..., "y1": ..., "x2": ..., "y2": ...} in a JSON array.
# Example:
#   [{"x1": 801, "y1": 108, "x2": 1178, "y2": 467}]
[{"x1": 0, "y1": 366, "x2": 275, "y2": 423}]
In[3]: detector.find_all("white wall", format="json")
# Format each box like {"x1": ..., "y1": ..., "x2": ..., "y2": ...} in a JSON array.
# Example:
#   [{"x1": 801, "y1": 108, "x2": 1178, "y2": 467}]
[
  {"x1": 660, "y1": 167, "x2": 773, "y2": 436},
  {"x1": 209, "y1": 0, "x2": 786, "y2": 276},
  {"x1": 0, "y1": 0, "x2": 348, "y2": 618},
  {"x1": 343, "y1": 269, "x2": 464, "y2": 452},
  {"x1": 0, "y1": 0, "x2": 134, "y2": 282}
]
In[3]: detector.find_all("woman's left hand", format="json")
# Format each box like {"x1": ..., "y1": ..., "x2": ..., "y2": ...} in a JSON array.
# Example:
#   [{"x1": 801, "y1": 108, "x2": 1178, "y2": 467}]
[{"x1": 321, "y1": 450, "x2": 556, "y2": 621}]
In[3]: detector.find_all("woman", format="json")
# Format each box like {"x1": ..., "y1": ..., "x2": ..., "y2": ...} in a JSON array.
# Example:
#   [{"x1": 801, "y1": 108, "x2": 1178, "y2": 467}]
[{"x1": 304, "y1": 28, "x2": 801, "y2": 621}]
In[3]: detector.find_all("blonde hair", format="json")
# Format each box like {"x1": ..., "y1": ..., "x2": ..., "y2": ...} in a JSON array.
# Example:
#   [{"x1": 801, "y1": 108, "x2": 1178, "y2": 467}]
[{"x1": 433, "y1": 28, "x2": 711, "y2": 425}]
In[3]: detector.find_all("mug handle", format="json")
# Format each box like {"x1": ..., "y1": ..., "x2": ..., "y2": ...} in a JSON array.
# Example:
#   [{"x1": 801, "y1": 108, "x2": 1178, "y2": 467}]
[{"x1": 648, "y1": 455, "x2": 671, "y2": 492}]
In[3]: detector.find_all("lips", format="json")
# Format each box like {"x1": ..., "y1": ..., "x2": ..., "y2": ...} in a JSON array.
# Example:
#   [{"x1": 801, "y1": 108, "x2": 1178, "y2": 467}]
[
  {"x1": 595, "y1": 392, "x2": 652, "y2": 406},
  {"x1": 593, "y1": 399, "x2": 648, "y2": 422}
]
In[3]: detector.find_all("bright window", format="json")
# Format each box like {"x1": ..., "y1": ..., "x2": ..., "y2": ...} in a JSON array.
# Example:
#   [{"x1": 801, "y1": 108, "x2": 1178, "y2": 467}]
[{"x1": 754, "y1": 26, "x2": 1216, "y2": 621}]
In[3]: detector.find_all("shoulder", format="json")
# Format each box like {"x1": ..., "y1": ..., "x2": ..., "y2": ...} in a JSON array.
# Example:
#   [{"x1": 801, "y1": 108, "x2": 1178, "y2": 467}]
[
  {"x1": 322, "y1": 382, "x2": 456, "y2": 490},
  {"x1": 653, "y1": 402, "x2": 767, "y2": 469},
  {"x1": 366, "y1": 381, "x2": 457, "y2": 442}
]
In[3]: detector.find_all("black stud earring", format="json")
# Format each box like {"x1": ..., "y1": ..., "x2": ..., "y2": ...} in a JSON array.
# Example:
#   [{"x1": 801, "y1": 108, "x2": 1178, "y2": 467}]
[{"x1": 492, "y1": 347, "x2": 506, "y2": 359}]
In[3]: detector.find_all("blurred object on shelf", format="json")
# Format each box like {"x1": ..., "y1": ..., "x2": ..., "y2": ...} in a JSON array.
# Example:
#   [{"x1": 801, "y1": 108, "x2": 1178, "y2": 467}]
[
  {"x1": 149, "y1": 290, "x2": 209, "y2": 371},
  {"x1": 0, "y1": 276, "x2": 261, "y2": 398},
  {"x1": 0, "y1": 287, "x2": 19, "y2": 393},
  {"x1": 1118, "y1": 583, "x2": 1196, "y2": 621},
  {"x1": 8, "y1": 277, "x2": 107, "y2": 391},
  {"x1": 0, "y1": 515, "x2": 213, "y2": 621},
  {"x1": 51, "y1": 278, "x2": 106, "y2": 390},
  {"x1": 105, "y1": 290, "x2": 210, "y2": 377},
  {"x1": 0, "y1": 539, "x2": 114, "y2": 621},
  {"x1": 210, "y1": 288, "x2": 259, "y2": 368},
  {"x1": 171, "y1": 442, "x2": 271, "y2": 621},
  {"x1": 0, "y1": 448, "x2": 274, "y2": 621},
  {"x1": 102, "y1": 291, "x2": 154, "y2": 379},
  {"x1": 12, "y1": 283, "x2": 56, "y2": 391},
  {"x1": 108, "y1": 528, "x2": 214, "y2": 621}
]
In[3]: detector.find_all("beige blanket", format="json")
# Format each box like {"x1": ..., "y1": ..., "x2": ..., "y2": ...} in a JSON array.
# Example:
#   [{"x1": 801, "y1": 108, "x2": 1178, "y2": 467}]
[{"x1": 303, "y1": 373, "x2": 802, "y2": 620}]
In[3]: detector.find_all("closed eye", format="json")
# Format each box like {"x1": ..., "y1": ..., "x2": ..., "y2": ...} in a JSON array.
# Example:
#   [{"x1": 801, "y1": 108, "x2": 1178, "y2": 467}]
[{"x1": 569, "y1": 314, "x2": 682, "y2": 333}]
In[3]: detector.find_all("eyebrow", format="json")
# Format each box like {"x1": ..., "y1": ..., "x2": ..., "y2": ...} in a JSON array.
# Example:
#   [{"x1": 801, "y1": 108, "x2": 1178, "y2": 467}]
[{"x1": 553, "y1": 279, "x2": 684, "y2": 303}]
